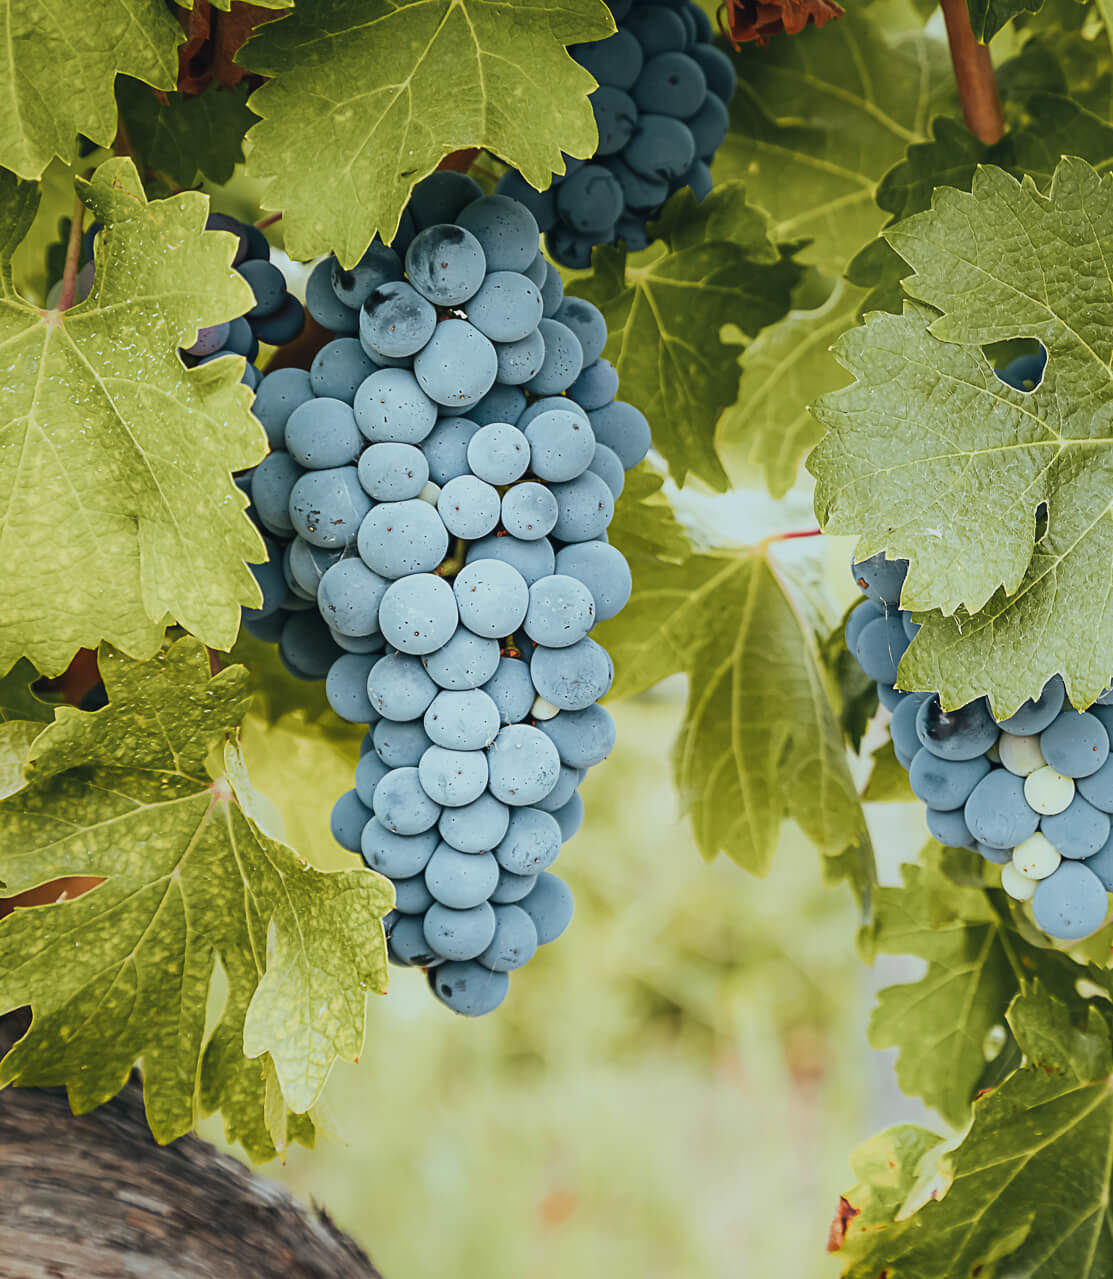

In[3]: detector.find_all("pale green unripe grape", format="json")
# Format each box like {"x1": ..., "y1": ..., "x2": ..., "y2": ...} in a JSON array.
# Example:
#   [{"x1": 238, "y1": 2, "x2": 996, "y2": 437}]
[
  {"x1": 998, "y1": 732, "x2": 1045, "y2": 777},
  {"x1": 1023, "y1": 766, "x2": 1074, "y2": 815},
  {"x1": 1013, "y1": 832, "x2": 1061, "y2": 879},
  {"x1": 1001, "y1": 862, "x2": 1036, "y2": 901}
]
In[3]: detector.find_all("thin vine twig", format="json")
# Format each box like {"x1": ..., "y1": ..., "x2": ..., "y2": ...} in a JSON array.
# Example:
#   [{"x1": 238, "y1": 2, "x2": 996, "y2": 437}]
[
  {"x1": 55, "y1": 194, "x2": 86, "y2": 312},
  {"x1": 940, "y1": 0, "x2": 1005, "y2": 145}
]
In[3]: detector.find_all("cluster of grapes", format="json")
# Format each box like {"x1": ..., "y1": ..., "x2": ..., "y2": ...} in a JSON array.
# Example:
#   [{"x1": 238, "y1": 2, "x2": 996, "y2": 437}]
[
  {"x1": 497, "y1": 0, "x2": 735, "y2": 268},
  {"x1": 846, "y1": 353, "x2": 1113, "y2": 941},
  {"x1": 239, "y1": 172, "x2": 649, "y2": 1014}
]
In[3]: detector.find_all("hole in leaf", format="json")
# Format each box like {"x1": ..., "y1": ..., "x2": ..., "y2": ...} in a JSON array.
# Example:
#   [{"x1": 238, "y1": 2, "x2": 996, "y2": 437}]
[{"x1": 984, "y1": 338, "x2": 1046, "y2": 392}]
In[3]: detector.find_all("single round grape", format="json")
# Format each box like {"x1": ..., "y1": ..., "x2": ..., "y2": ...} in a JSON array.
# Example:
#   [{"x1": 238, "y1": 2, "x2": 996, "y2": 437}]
[
  {"x1": 422, "y1": 629, "x2": 501, "y2": 690},
  {"x1": 487, "y1": 723, "x2": 561, "y2": 805},
  {"x1": 465, "y1": 271, "x2": 544, "y2": 343},
  {"x1": 995, "y1": 675, "x2": 1065, "y2": 734},
  {"x1": 625, "y1": 3, "x2": 686, "y2": 54},
  {"x1": 250, "y1": 450, "x2": 301, "y2": 537},
  {"x1": 490, "y1": 866, "x2": 538, "y2": 904},
  {"x1": 243, "y1": 537, "x2": 286, "y2": 621},
  {"x1": 1024, "y1": 765, "x2": 1075, "y2": 815},
  {"x1": 550, "y1": 471, "x2": 615, "y2": 543},
  {"x1": 430, "y1": 959, "x2": 509, "y2": 1015},
  {"x1": 353, "y1": 367, "x2": 438, "y2": 445},
  {"x1": 534, "y1": 763, "x2": 583, "y2": 813},
  {"x1": 389, "y1": 915, "x2": 442, "y2": 967},
  {"x1": 423, "y1": 416, "x2": 481, "y2": 485},
  {"x1": 306, "y1": 258, "x2": 358, "y2": 334},
  {"x1": 414, "y1": 319, "x2": 499, "y2": 408},
  {"x1": 519, "y1": 873, "x2": 574, "y2": 944},
  {"x1": 571, "y1": 28, "x2": 644, "y2": 89},
  {"x1": 592, "y1": 85, "x2": 639, "y2": 158},
  {"x1": 1040, "y1": 710, "x2": 1111, "y2": 778},
  {"x1": 909, "y1": 749, "x2": 989, "y2": 812},
  {"x1": 289, "y1": 467, "x2": 372, "y2": 549},
  {"x1": 252, "y1": 295, "x2": 305, "y2": 346},
  {"x1": 854, "y1": 615, "x2": 909, "y2": 685},
  {"x1": 524, "y1": 409, "x2": 596, "y2": 483},
  {"x1": 845, "y1": 600, "x2": 883, "y2": 653},
  {"x1": 453, "y1": 559, "x2": 530, "y2": 639},
  {"x1": 686, "y1": 93, "x2": 729, "y2": 158},
  {"x1": 625, "y1": 113, "x2": 695, "y2": 182},
  {"x1": 424, "y1": 901, "x2": 497, "y2": 961},
  {"x1": 425, "y1": 844, "x2": 500, "y2": 908},
  {"x1": 525, "y1": 319, "x2": 584, "y2": 396},
  {"x1": 964, "y1": 770, "x2": 1039, "y2": 848},
  {"x1": 404, "y1": 223, "x2": 487, "y2": 308},
  {"x1": 279, "y1": 611, "x2": 343, "y2": 679},
  {"x1": 330, "y1": 241, "x2": 403, "y2": 308},
  {"x1": 368, "y1": 651, "x2": 439, "y2": 721},
  {"x1": 998, "y1": 732, "x2": 1046, "y2": 777},
  {"x1": 357, "y1": 498, "x2": 450, "y2": 578},
  {"x1": 531, "y1": 637, "x2": 613, "y2": 711},
  {"x1": 284, "y1": 397, "x2": 362, "y2": 469},
  {"x1": 360, "y1": 819, "x2": 438, "y2": 879},
  {"x1": 1032, "y1": 861, "x2": 1108, "y2": 939},
  {"x1": 538, "y1": 703, "x2": 616, "y2": 768},
  {"x1": 501, "y1": 483, "x2": 560, "y2": 541},
  {"x1": 495, "y1": 172, "x2": 558, "y2": 234},
  {"x1": 409, "y1": 171, "x2": 485, "y2": 229},
  {"x1": 1041, "y1": 793, "x2": 1111, "y2": 859},
  {"x1": 438, "y1": 475, "x2": 502, "y2": 539},
  {"x1": 851, "y1": 552, "x2": 908, "y2": 609},
  {"x1": 330, "y1": 789, "x2": 372, "y2": 852},
  {"x1": 553, "y1": 299, "x2": 607, "y2": 368},
  {"x1": 456, "y1": 194, "x2": 540, "y2": 273},
  {"x1": 373, "y1": 766, "x2": 442, "y2": 835},
  {"x1": 925, "y1": 805, "x2": 973, "y2": 849},
  {"x1": 325, "y1": 653, "x2": 378, "y2": 722},
  {"x1": 556, "y1": 163, "x2": 625, "y2": 232},
  {"x1": 240, "y1": 258, "x2": 286, "y2": 318},
  {"x1": 915, "y1": 696, "x2": 999, "y2": 762},
  {"x1": 378, "y1": 573, "x2": 459, "y2": 655},
  {"x1": 1085, "y1": 830, "x2": 1113, "y2": 889},
  {"x1": 355, "y1": 751, "x2": 390, "y2": 808},
  {"x1": 438, "y1": 792, "x2": 510, "y2": 854},
  {"x1": 467, "y1": 422, "x2": 530, "y2": 484},
  {"x1": 884, "y1": 694, "x2": 926, "y2": 764},
  {"x1": 373, "y1": 717, "x2": 433, "y2": 769},
  {"x1": 495, "y1": 806, "x2": 562, "y2": 875},
  {"x1": 483, "y1": 656, "x2": 536, "y2": 726},
  {"x1": 554, "y1": 541, "x2": 631, "y2": 622},
  {"x1": 394, "y1": 873, "x2": 435, "y2": 915},
  {"x1": 251, "y1": 367, "x2": 315, "y2": 449},
  {"x1": 633, "y1": 50, "x2": 706, "y2": 118},
  {"x1": 467, "y1": 533, "x2": 555, "y2": 586},
  {"x1": 1078, "y1": 755, "x2": 1113, "y2": 813},
  {"x1": 1001, "y1": 862, "x2": 1037, "y2": 901},
  {"x1": 317, "y1": 558, "x2": 388, "y2": 637},
  {"x1": 568, "y1": 359, "x2": 619, "y2": 412},
  {"x1": 357, "y1": 442, "x2": 429, "y2": 502},
  {"x1": 424, "y1": 689, "x2": 501, "y2": 751},
  {"x1": 524, "y1": 574, "x2": 596, "y2": 647},
  {"x1": 310, "y1": 338, "x2": 379, "y2": 403},
  {"x1": 688, "y1": 41, "x2": 735, "y2": 102},
  {"x1": 587, "y1": 400, "x2": 651, "y2": 469},
  {"x1": 877, "y1": 683, "x2": 912, "y2": 713},
  {"x1": 470, "y1": 384, "x2": 528, "y2": 429},
  {"x1": 494, "y1": 328, "x2": 548, "y2": 386},
  {"x1": 478, "y1": 904, "x2": 538, "y2": 972},
  {"x1": 360, "y1": 280, "x2": 437, "y2": 358},
  {"x1": 588, "y1": 443, "x2": 626, "y2": 499}
]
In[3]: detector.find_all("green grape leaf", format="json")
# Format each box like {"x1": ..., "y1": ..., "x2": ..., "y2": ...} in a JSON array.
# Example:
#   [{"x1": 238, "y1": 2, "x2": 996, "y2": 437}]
[
  {"x1": 837, "y1": 987, "x2": 1113, "y2": 1277},
  {"x1": 0, "y1": 0, "x2": 182, "y2": 180},
  {"x1": 861, "y1": 740, "x2": 914, "y2": 802},
  {"x1": 0, "y1": 157, "x2": 269, "y2": 677},
  {"x1": 181, "y1": 0, "x2": 292, "y2": 9},
  {"x1": 832, "y1": 1123, "x2": 947, "y2": 1253},
  {"x1": 720, "y1": 278, "x2": 866, "y2": 498},
  {"x1": 571, "y1": 183, "x2": 803, "y2": 490},
  {"x1": 967, "y1": 0, "x2": 1043, "y2": 40},
  {"x1": 116, "y1": 80, "x2": 256, "y2": 187},
  {"x1": 714, "y1": 12, "x2": 953, "y2": 274},
  {"x1": 597, "y1": 540, "x2": 863, "y2": 873},
  {"x1": 0, "y1": 639, "x2": 391, "y2": 1154},
  {"x1": 238, "y1": 0, "x2": 614, "y2": 266},
  {"x1": 812, "y1": 157, "x2": 1113, "y2": 713},
  {"x1": 604, "y1": 464, "x2": 691, "y2": 565}
]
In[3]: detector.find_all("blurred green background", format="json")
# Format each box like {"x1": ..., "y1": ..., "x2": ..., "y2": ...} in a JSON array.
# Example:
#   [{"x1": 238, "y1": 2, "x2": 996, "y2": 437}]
[{"x1": 201, "y1": 677, "x2": 900, "y2": 1279}]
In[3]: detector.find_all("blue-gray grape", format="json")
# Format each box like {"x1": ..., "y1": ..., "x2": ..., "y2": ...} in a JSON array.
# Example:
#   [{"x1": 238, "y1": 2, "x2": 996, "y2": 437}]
[
  {"x1": 373, "y1": 717, "x2": 433, "y2": 768},
  {"x1": 430, "y1": 960, "x2": 509, "y2": 1014},
  {"x1": 487, "y1": 724, "x2": 561, "y2": 805},
  {"x1": 423, "y1": 901, "x2": 497, "y2": 960},
  {"x1": 405, "y1": 223, "x2": 487, "y2": 306},
  {"x1": 357, "y1": 498, "x2": 449, "y2": 578},
  {"x1": 438, "y1": 475, "x2": 501, "y2": 539},
  {"x1": 424, "y1": 844, "x2": 500, "y2": 908},
  {"x1": 377, "y1": 573, "x2": 458, "y2": 655},
  {"x1": 467, "y1": 421, "x2": 530, "y2": 484}
]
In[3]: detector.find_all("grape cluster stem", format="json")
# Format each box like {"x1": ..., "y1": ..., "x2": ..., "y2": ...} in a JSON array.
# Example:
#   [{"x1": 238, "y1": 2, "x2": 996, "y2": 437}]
[{"x1": 940, "y1": 0, "x2": 1004, "y2": 145}]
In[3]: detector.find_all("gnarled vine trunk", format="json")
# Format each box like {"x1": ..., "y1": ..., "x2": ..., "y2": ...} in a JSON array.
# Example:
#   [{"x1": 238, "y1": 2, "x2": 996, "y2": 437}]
[{"x1": 0, "y1": 1012, "x2": 381, "y2": 1279}]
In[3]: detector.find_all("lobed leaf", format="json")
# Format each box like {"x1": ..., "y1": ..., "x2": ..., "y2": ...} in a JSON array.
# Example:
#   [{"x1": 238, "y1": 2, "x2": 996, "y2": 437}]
[
  {"x1": 238, "y1": 0, "x2": 614, "y2": 265},
  {"x1": 0, "y1": 639, "x2": 391, "y2": 1159},
  {"x1": 0, "y1": 157, "x2": 269, "y2": 676}
]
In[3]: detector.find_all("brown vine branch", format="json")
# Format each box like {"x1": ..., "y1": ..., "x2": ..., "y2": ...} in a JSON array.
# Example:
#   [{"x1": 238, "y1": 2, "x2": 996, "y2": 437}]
[
  {"x1": 55, "y1": 194, "x2": 86, "y2": 312},
  {"x1": 940, "y1": 0, "x2": 1004, "y2": 144},
  {"x1": 255, "y1": 211, "x2": 283, "y2": 230}
]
